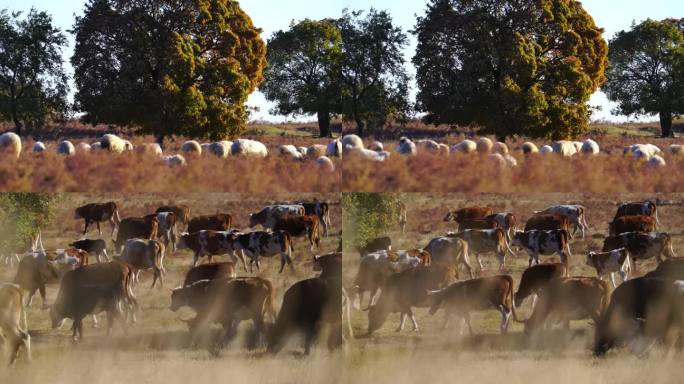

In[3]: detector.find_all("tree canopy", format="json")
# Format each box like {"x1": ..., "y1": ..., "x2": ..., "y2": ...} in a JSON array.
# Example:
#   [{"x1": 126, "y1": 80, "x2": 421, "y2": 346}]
[
  {"x1": 261, "y1": 19, "x2": 342, "y2": 138},
  {"x1": 413, "y1": 0, "x2": 608, "y2": 140},
  {"x1": 342, "y1": 192, "x2": 405, "y2": 250},
  {"x1": 603, "y1": 18, "x2": 684, "y2": 138},
  {"x1": 0, "y1": 193, "x2": 63, "y2": 252},
  {"x1": 0, "y1": 9, "x2": 69, "y2": 134},
  {"x1": 71, "y1": 0, "x2": 266, "y2": 143}
]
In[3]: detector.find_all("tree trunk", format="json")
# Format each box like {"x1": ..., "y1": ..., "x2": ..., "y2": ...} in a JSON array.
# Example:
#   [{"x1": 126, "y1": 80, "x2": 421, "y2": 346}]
[
  {"x1": 10, "y1": 95, "x2": 21, "y2": 136},
  {"x1": 317, "y1": 110, "x2": 331, "y2": 138},
  {"x1": 660, "y1": 110, "x2": 673, "y2": 138},
  {"x1": 355, "y1": 118, "x2": 365, "y2": 137},
  {"x1": 156, "y1": 134, "x2": 165, "y2": 150}
]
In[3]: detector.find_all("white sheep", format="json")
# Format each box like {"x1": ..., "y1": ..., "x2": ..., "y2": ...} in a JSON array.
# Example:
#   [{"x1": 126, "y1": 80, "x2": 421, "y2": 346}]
[
  {"x1": 231, "y1": 139, "x2": 268, "y2": 157},
  {"x1": 342, "y1": 134, "x2": 364, "y2": 152},
  {"x1": 626, "y1": 144, "x2": 661, "y2": 161},
  {"x1": 163, "y1": 154, "x2": 186, "y2": 168},
  {"x1": 0, "y1": 132, "x2": 21, "y2": 158},
  {"x1": 668, "y1": 144, "x2": 684, "y2": 156},
  {"x1": 278, "y1": 144, "x2": 304, "y2": 160},
  {"x1": 348, "y1": 147, "x2": 390, "y2": 162},
  {"x1": 90, "y1": 142, "x2": 102, "y2": 152},
  {"x1": 307, "y1": 144, "x2": 327, "y2": 159},
  {"x1": 521, "y1": 142, "x2": 539, "y2": 154},
  {"x1": 476, "y1": 137, "x2": 493, "y2": 154},
  {"x1": 315, "y1": 156, "x2": 335, "y2": 172},
  {"x1": 450, "y1": 139, "x2": 477, "y2": 154},
  {"x1": 368, "y1": 141, "x2": 384, "y2": 152},
  {"x1": 504, "y1": 154, "x2": 518, "y2": 167},
  {"x1": 123, "y1": 140, "x2": 133, "y2": 151},
  {"x1": 181, "y1": 140, "x2": 202, "y2": 156},
  {"x1": 488, "y1": 153, "x2": 506, "y2": 166},
  {"x1": 572, "y1": 141, "x2": 583, "y2": 153},
  {"x1": 207, "y1": 141, "x2": 231, "y2": 158},
  {"x1": 297, "y1": 146, "x2": 309, "y2": 157},
  {"x1": 396, "y1": 137, "x2": 417, "y2": 155},
  {"x1": 645, "y1": 155, "x2": 666, "y2": 168},
  {"x1": 201, "y1": 143, "x2": 211, "y2": 154},
  {"x1": 493, "y1": 142, "x2": 509, "y2": 154},
  {"x1": 100, "y1": 134, "x2": 126, "y2": 153},
  {"x1": 56, "y1": 140, "x2": 76, "y2": 156},
  {"x1": 77, "y1": 142, "x2": 92, "y2": 152},
  {"x1": 326, "y1": 139, "x2": 342, "y2": 158},
  {"x1": 581, "y1": 139, "x2": 600, "y2": 155},
  {"x1": 551, "y1": 140, "x2": 577, "y2": 157},
  {"x1": 33, "y1": 142, "x2": 46, "y2": 153},
  {"x1": 136, "y1": 143, "x2": 163, "y2": 156},
  {"x1": 540, "y1": 145, "x2": 554, "y2": 155}
]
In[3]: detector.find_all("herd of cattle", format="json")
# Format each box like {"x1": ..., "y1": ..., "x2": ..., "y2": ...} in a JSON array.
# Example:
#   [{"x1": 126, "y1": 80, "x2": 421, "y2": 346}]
[
  {"x1": 0, "y1": 200, "x2": 341, "y2": 365},
  {"x1": 339, "y1": 134, "x2": 682, "y2": 168},
  {"x1": 349, "y1": 200, "x2": 684, "y2": 356},
  {"x1": 0, "y1": 132, "x2": 342, "y2": 172}
]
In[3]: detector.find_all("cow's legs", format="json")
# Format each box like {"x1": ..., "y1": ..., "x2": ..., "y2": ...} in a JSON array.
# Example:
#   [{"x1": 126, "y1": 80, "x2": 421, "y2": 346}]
[
  {"x1": 396, "y1": 313, "x2": 406, "y2": 332},
  {"x1": 92, "y1": 314, "x2": 99, "y2": 328},
  {"x1": 73, "y1": 317, "x2": 84, "y2": 341},
  {"x1": 109, "y1": 218, "x2": 117, "y2": 238},
  {"x1": 476, "y1": 254, "x2": 485, "y2": 271},
  {"x1": 39, "y1": 284, "x2": 48, "y2": 310},
  {"x1": 497, "y1": 251, "x2": 506, "y2": 272},
  {"x1": 101, "y1": 249, "x2": 110, "y2": 262},
  {"x1": 464, "y1": 313, "x2": 474, "y2": 335},
  {"x1": 408, "y1": 309, "x2": 419, "y2": 331},
  {"x1": 499, "y1": 305, "x2": 511, "y2": 334},
  {"x1": 96, "y1": 221, "x2": 102, "y2": 236},
  {"x1": 610, "y1": 273, "x2": 618, "y2": 289},
  {"x1": 83, "y1": 219, "x2": 90, "y2": 235}
]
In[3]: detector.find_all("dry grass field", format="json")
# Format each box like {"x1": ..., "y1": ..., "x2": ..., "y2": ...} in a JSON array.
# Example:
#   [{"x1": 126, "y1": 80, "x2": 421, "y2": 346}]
[
  {"x1": 0, "y1": 193, "x2": 343, "y2": 383},
  {"x1": 343, "y1": 193, "x2": 684, "y2": 383}
]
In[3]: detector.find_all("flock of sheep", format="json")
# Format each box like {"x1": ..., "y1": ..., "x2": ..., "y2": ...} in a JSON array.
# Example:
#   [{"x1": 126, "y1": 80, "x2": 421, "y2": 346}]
[{"x1": 0, "y1": 132, "x2": 343, "y2": 172}]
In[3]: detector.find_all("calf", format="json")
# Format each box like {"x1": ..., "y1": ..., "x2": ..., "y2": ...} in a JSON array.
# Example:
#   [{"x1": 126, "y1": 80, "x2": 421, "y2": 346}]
[
  {"x1": 514, "y1": 263, "x2": 569, "y2": 307},
  {"x1": 586, "y1": 248, "x2": 631, "y2": 288},
  {"x1": 424, "y1": 236, "x2": 473, "y2": 279},
  {"x1": 524, "y1": 277, "x2": 609, "y2": 336},
  {"x1": 268, "y1": 276, "x2": 342, "y2": 354},
  {"x1": 602, "y1": 232, "x2": 675, "y2": 266},
  {"x1": 176, "y1": 230, "x2": 245, "y2": 270},
  {"x1": 449, "y1": 229, "x2": 512, "y2": 271},
  {"x1": 187, "y1": 214, "x2": 232, "y2": 234},
  {"x1": 232, "y1": 231, "x2": 294, "y2": 273},
  {"x1": 535, "y1": 205, "x2": 589, "y2": 238},
  {"x1": 50, "y1": 261, "x2": 137, "y2": 341},
  {"x1": 118, "y1": 238, "x2": 166, "y2": 288},
  {"x1": 183, "y1": 262, "x2": 237, "y2": 287},
  {"x1": 614, "y1": 201, "x2": 659, "y2": 225},
  {"x1": 512, "y1": 229, "x2": 572, "y2": 267},
  {"x1": 74, "y1": 201, "x2": 120, "y2": 236},
  {"x1": 357, "y1": 236, "x2": 391, "y2": 258},
  {"x1": 171, "y1": 277, "x2": 276, "y2": 347},
  {"x1": 0, "y1": 283, "x2": 30, "y2": 365},
  {"x1": 524, "y1": 214, "x2": 572, "y2": 237},
  {"x1": 156, "y1": 204, "x2": 190, "y2": 231},
  {"x1": 427, "y1": 275, "x2": 520, "y2": 334},
  {"x1": 69, "y1": 239, "x2": 109, "y2": 262},
  {"x1": 366, "y1": 265, "x2": 457, "y2": 334},
  {"x1": 249, "y1": 205, "x2": 305, "y2": 229},
  {"x1": 113, "y1": 216, "x2": 158, "y2": 253},
  {"x1": 273, "y1": 214, "x2": 320, "y2": 251},
  {"x1": 609, "y1": 215, "x2": 656, "y2": 236}
]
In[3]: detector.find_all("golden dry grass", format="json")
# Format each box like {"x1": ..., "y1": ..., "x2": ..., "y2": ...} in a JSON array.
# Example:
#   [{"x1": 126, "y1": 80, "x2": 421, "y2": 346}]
[{"x1": 0, "y1": 193, "x2": 342, "y2": 382}]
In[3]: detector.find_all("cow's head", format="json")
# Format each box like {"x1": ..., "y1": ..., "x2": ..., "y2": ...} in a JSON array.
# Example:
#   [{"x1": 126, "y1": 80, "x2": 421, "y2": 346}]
[
  {"x1": 50, "y1": 305, "x2": 65, "y2": 329},
  {"x1": 586, "y1": 252, "x2": 596, "y2": 267},
  {"x1": 169, "y1": 286, "x2": 186, "y2": 312},
  {"x1": 511, "y1": 231, "x2": 525, "y2": 248},
  {"x1": 366, "y1": 302, "x2": 391, "y2": 335},
  {"x1": 175, "y1": 233, "x2": 190, "y2": 250}
]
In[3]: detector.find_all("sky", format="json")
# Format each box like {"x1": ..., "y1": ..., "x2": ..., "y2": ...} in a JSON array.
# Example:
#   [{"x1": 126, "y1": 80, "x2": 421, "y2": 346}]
[{"x1": 1, "y1": 0, "x2": 682, "y2": 123}]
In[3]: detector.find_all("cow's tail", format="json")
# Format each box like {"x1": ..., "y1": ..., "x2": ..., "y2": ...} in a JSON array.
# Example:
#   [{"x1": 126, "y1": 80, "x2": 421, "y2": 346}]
[
  {"x1": 561, "y1": 229, "x2": 572, "y2": 258},
  {"x1": 113, "y1": 205, "x2": 121, "y2": 226},
  {"x1": 505, "y1": 275, "x2": 523, "y2": 323},
  {"x1": 652, "y1": 202, "x2": 660, "y2": 225},
  {"x1": 664, "y1": 233, "x2": 677, "y2": 260},
  {"x1": 579, "y1": 206, "x2": 590, "y2": 231},
  {"x1": 597, "y1": 279, "x2": 610, "y2": 314},
  {"x1": 502, "y1": 229, "x2": 516, "y2": 256},
  {"x1": 281, "y1": 232, "x2": 293, "y2": 257}
]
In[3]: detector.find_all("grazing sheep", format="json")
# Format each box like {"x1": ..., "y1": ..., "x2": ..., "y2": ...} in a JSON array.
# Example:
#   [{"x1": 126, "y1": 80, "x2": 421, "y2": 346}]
[
  {"x1": 123, "y1": 140, "x2": 133, "y2": 151},
  {"x1": 438, "y1": 143, "x2": 450, "y2": 156},
  {"x1": 100, "y1": 134, "x2": 126, "y2": 153},
  {"x1": 200, "y1": 143, "x2": 211, "y2": 153},
  {"x1": 163, "y1": 154, "x2": 186, "y2": 167},
  {"x1": 551, "y1": 140, "x2": 577, "y2": 157},
  {"x1": 0, "y1": 132, "x2": 21, "y2": 158},
  {"x1": 56, "y1": 140, "x2": 76, "y2": 156},
  {"x1": 625, "y1": 144, "x2": 661, "y2": 160},
  {"x1": 181, "y1": 140, "x2": 202, "y2": 156},
  {"x1": 504, "y1": 154, "x2": 518, "y2": 166},
  {"x1": 315, "y1": 156, "x2": 335, "y2": 172},
  {"x1": 90, "y1": 142, "x2": 102, "y2": 152},
  {"x1": 572, "y1": 141, "x2": 583, "y2": 153},
  {"x1": 668, "y1": 144, "x2": 684, "y2": 156},
  {"x1": 450, "y1": 139, "x2": 477, "y2": 154},
  {"x1": 488, "y1": 153, "x2": 506, "y2": 166},
  {"x1": 33, "y1": 142, "x2": 46, "y2": 153},
  {"x1": 207, "y1": 141, "x2": 231, "y2": 158},
  {"x1": 397, "y1": 137, "x2": 417, "y2": 155},
  {"x1": 493, "y1": 142, "x2": 509, "y2": 154},
  {"x1": 278, "y1": 144, "x2": 304, "y2": 160},
  {"x1": 231, "y1": 139, "x2": 268, "y2": 157},
  {"x1": 368, "y1": 141, "x2": 384, "y2": 152},
  {"x1": 581, "y1": 139, "x2": 600, "y2": 155},
  {"x1": 306, "y1": 144, "x2": 327, "y2": 159},
  {"x1": 540, "y1": 145, "x2": 553, "y2": 155},
  {"x1": 136, "y1": 143, "x2": 163, "y2": 156},
  {"x1": 645, "y1": 155, "x2": 666, "y2": 168},
  {"x1": 348, "y1": 147, "x2": 390, "y2": 162},
  {"x1": 77, "y1": 142, "x2": 91, "y2": 152},
  {"x1": 326, "y1": 139, "x2": 342, "y2": 158},
  {"x1": 521, "y1": 142, "x2": 539, "y2": 154},
  {"x1": 297, "y1": 146, "x2": 308, "y2": 157},
  {"x1": 476, "y1": 137, "x2": 493, "y2": 154},
  {"x1": 342, "y1": 134, "x2": 364, "y2": 152}
]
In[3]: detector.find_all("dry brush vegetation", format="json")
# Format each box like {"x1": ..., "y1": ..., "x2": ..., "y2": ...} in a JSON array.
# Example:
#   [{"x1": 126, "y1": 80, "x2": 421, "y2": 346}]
[
  {"x1": 0, "y1": 193, "x2": 342, "y2": 383},
  {"x1": 343, "y1": 193, "x2": 684, "y2": 383}
]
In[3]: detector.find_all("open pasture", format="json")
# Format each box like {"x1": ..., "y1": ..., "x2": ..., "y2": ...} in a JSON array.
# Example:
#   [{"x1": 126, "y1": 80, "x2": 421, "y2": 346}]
[{"x1": 0, "y1": 192, "x2": 342, "y2": 383}]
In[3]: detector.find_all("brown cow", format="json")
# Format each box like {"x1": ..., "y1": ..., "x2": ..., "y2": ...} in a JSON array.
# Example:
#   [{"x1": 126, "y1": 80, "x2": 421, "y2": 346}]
[
  {"x1": 524, "y1": 277, "x2": 609, "y2": 336},
  {"x1": 118, "y1": 238, "x2": 166, "y2": 288},
  {"x1": 609, "y1": 215, "x2": 656, "y2": 236},
  {"x1": 428, "y1": 275, "x2": 520, "y2": 334},
  {"x1": 273, "y1": 214, "x2": 320, "y2": 250},
  {"x1": 602, "y1": 232, "x2": 675, "y2": 266},
  {"x1": 183, "y1": 262, "x2": 237, "y2": 287},
  {"x1": 514, "y1": 263, "x2": 569, "y2": 307},
  {"x1": 0, "y1": 283, "x2": 30, "y2": 365},
  {"x1": 525, "y1": 214, "x2": 571, "y2": 236},
  {"x1": 156, "y1": 204, "x2": 190, "y2": 231},
  {"x1": 187, "y1": 214, "x2": 232, "y2": 234},
  {"x1": 74, "y1": 202, "x2": 120, "y2": 236},
  {"x1": 457, "y1": 217, "x2": 499, "y2": 231},
  {"x1": 449, "y1": 228, "x2": 513, "y2": 271},
  {"x1": 614, "y1": 201, "x2": 659, "y2": 224},
  {"x1": 443, "y1": 206, "x2": 494, "y2": 230},
  {"x1": 113, "y1": 216, "x2": 158, "y2": 253}
]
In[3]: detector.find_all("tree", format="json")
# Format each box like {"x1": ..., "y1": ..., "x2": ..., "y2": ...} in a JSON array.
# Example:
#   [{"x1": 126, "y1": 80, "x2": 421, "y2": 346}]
[
  {"x1": 603, "y1": 19, "x2": 684, "y2": 138},
  {"x1": 338, "y1": 9, "x2": 411, "y2": 136},
  {"x1": 0, "y1": 193, "x2": 63, "y2": 252},
  {"x1": 413, "y1": 0, "x2": 608, "y2": 140},
  {"x1": 261, "y1": 19, "x2": 341, "y2": 138},
  {"x1": 71, "y1": 0, "x2": 266, "y2": 144},
  {"x1": 0, "y1": 9, "x2": 69, "y2": 135},
  {"x1": 342, "y1": 192, "x2": 405, "y2": 251}
]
